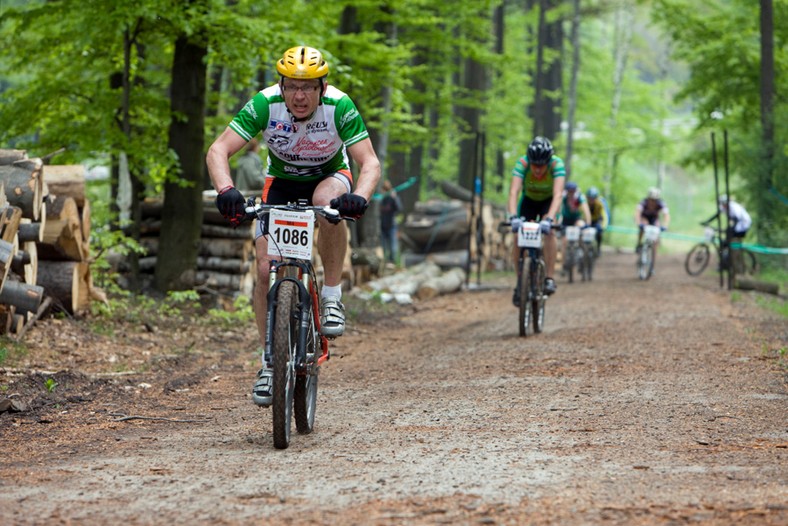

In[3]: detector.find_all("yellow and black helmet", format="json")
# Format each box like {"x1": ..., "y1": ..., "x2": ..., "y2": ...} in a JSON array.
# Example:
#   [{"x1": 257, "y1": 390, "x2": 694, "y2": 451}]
[{"x1": 276, "y1": 46, "x2": 329, "y2": 79}]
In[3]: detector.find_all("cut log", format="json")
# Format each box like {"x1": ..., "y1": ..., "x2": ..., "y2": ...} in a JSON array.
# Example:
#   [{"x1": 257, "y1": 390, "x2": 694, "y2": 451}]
[
  {"x1": 195, "y1": 270, "x2": 255, "y2": 296},
  {"x1": 17, "y1": 220, "x2": 43, "y2": 243},
  {"x1": 0, "y1": 158, "x2": 44, "y2": 220},
  {"x1": 36, "y1": 261, "x2": 91, "y2": 314},
  {"x1": 734, "y1": 277, "x2": 780, "y2": 295},
  {"x1": 0, "y1": 303, "x2": 15, "y2": 334},
  {"x1": 140, "y1": 236, "x2": 254, "y2": 261},
  {"x1": 416, "y1": 267, "x2": 466, "y2": 301},
  {"x1": 363, "y1": 260, "x2": 442, "y2": 296},
  {"x1": 11, "y1": 242, "x2": 38, "y2": 285},
  {"x1": 0, "y1": 205, "x2": 22, "y2": 243},
  {"x1": 0, "y1": 149, "x2": 28, "y2": 166},
  {"x1": 42, "y1": 165, "x2": 87, "y2": 208},
  {"x1": 0, "y1": 238, "x2": 17, "y2": 292},
  {"x1": 37, "y1": 195, "x2": 84, "y2": 261},
  {"x1": 0, "y1": 279, "x2": 44, "y2": 315}
]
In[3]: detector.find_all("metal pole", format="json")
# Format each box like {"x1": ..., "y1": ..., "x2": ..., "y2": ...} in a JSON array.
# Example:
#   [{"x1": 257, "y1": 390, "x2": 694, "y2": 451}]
[
  {"x1": 477, "y1": 133, "x2": 486, "y2": 286},
  {"x1": 724, "y1": 130, "x2": 732, "y2": 291},
  {"x1": 711, "y1": 132, "x2": 723, "y2": 289}
]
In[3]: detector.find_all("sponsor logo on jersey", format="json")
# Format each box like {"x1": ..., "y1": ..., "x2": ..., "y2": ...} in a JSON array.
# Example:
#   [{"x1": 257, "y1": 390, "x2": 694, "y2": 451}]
[
  {"x1": 243, "y1": 100, "x2": 258, "y2": 120},
  {"x1": 267, "y1": 134, "x2": 292, "y2": 154},
  {"x1": 292, "y1": 136, "x2": 336, "y2": 156},
  {"x1": 339, "y1": 109, "x2": 359, "y2": 128},
  {"x1": 269, "y1": 119, "x2": 296, "y2": 133},
  {"x1": 306, "y1": 121, "x2": 328, "y2": 132}
]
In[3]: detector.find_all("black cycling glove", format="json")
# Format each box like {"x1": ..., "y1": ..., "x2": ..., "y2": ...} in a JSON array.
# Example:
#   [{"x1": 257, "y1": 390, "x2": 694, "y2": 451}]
[
  {"x1": 215, "y1": 186, "x2": 246, "y2": 227},
  {"x1": 330, "y1": 193, "x2": 368, "y2": 219}
]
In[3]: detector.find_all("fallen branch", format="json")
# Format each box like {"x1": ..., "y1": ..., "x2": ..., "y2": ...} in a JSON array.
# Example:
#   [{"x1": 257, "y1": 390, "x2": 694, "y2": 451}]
[{"x1": 109, "y1": 412, "x2": 208, "y2": 423}]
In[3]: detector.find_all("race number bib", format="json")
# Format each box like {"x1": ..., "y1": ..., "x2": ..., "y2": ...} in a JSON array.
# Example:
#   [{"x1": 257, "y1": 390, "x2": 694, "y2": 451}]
[
  {"x1": 581, "y1": 227, "x2": 597, "y2": 243},
  {"x1": 643, "y1": 225, "x2": 661, "y2": 242},
  {"x1": 267, "y1": 209, "x2": 315, "y2": 259},
  {"x1": 565, "y1": 226, "x2": 580, "y2": 242},
  {"x1": 517, "y1": 222, "x2": 542, "y2": 248}
]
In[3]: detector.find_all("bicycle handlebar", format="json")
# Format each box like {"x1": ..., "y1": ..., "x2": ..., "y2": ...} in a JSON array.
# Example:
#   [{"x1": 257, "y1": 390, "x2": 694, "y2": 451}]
[{"x1": 243, "y1": 199, "x2": 351, "y2": 224}]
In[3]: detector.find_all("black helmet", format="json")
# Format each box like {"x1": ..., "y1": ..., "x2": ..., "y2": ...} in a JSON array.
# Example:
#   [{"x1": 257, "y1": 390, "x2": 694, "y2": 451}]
[{"x1": 527, "y1": 136, "x2": 554, "y2": 165}]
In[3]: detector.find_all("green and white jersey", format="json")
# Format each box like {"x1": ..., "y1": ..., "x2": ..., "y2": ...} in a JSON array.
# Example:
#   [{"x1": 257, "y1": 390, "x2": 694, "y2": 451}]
[
  {"x1": 228, "y1": 84, "x2": 370, "y2": 181},
  {"x1": 512, "y1": 155, "x2": 566, "y2": 201}
]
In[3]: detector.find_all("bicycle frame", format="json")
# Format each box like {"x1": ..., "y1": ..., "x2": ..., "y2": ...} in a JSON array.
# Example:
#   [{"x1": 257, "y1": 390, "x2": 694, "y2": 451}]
[{"x1": 265, "y1": 259, "x2": 329, "y2": 374}]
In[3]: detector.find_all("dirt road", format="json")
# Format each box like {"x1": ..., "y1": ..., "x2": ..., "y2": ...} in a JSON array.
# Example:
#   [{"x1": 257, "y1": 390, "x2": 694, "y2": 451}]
[{"x1": 1, "y1": 251, "x2": 786, "y2": 525}]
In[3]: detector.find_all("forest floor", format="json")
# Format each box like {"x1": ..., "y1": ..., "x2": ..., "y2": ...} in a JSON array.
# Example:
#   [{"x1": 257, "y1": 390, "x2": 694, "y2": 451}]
[{"x1": 0, "y1": 251, "x2": 786, "y2": 525}]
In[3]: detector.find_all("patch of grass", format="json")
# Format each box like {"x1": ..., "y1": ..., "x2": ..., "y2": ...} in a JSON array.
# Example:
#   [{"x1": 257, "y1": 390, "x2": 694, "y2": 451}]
[
  {"x1": 0, "y1": 339, "x2": 27, "y2": 367},
  {"x1": 205, "y1": 295, "x2": 255, "y2": 329},
  {"x1": 755, "y1": 295, "x2": 788, "y2": 318}
]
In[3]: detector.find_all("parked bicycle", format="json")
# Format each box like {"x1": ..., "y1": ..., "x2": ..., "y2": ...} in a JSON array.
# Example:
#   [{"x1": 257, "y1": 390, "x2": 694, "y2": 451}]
[
  {"x1": 636, "y1": 225, "x2": 663, "y2": 280},
  {"x1": 244, "y1": 199, "x2": 350, "y2": 449},
  {"x1": 685, "y1": 224, "x2": 758, "y2": 278},
  {"x1": 506, "y1": 219, "x2": 560, "y2": 337},
  {"x1": 578, "y1": 226, "x2": 598, "y2": 282}
]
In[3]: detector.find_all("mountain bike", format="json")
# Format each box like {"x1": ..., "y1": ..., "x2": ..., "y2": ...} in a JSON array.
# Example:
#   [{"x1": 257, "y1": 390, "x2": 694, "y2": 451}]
[
  {"x1": 561, "y1": 225, "x2": 583, "y2": 284},
  {"x1": 685, "y1": 225, "x2": 758, "y2": 279},
  {"x1": 507, "y1": 219, "x2": 560, "y2": 337},
  {"x1": 244, "y1": 199, "x2": 349, "y2": 449},
  {"x1": 636, "y1": 225, "x2": 663, "y2": 280},
  {"x1": 578, "y1": 226, "x2": 597, "y2": 282}
]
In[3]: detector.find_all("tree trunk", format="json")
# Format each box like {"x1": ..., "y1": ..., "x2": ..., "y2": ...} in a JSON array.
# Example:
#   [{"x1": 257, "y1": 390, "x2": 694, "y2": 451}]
[
  {"x1": 565, "y1": 0, "x2": 581, "y2": 178},
  {"x1": 154, "y1": 32, "x2": 207, "y2": 291}
]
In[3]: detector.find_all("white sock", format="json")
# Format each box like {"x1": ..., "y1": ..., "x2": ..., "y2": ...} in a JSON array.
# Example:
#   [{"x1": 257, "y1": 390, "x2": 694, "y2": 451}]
[{"x1": 321, "y1": 284, "x2": 342, "y2": 300}]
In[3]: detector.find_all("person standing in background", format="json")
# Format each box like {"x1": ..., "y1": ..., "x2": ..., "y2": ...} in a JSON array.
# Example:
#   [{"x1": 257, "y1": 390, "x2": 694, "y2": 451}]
[
  {"x1": 234, "y1": 138, "x2": 264, "y2": 193},
  {"x1": 379, "y1": 179, "x2": 402, "y2": 265}
]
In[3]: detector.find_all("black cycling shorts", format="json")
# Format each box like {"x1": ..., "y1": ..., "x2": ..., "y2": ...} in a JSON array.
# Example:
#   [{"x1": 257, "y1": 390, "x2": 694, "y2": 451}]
[{"x1": 518, "y1": 196, "x2": 552, "y2": 222}]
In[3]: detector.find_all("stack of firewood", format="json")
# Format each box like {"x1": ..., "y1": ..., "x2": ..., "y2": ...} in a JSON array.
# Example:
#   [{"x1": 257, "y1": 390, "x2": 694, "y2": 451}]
[
  {"x1": 135, "y1": 196, "x2": 257, "y2": 297},
  {"x1": 399, "y1": 181, "x2": 511, "y2": 272},
  {"x1": 0, "y1": 149, "x2": 95, "y2": 336},
  {"x1": 134, "y1": 196, "x2": 355, "y2": 297}
]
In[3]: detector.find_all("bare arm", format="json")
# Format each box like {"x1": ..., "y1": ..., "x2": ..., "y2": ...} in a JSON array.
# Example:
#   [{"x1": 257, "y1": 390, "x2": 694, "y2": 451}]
[
  {"x1": 580, "y1": 201, "x2": 592, "y2": 225},
  {"x1": 546, "y1": 177, "x2": 566, "y2": 221},
  {"x1": 206, "y1": 128, "x2": 249, "y2": 191},
  {"x1": 347, "y1": 138, "x2": 381, "y2": 202},
  {"x1": 508, "y1": 177, "x2": 523, "y2": 216}
]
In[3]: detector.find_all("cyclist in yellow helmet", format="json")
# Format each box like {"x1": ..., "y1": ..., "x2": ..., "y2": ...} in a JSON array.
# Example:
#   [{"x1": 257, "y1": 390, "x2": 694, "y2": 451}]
[{"x1": 207, "y1": 46, "x2": 381, "y2": 406}]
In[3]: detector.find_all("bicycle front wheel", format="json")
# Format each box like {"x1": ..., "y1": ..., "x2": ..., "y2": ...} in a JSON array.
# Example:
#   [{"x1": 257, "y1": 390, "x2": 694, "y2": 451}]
[
  {"x1": 294, "y1": 296, "x2": 320, "y2": 435},
  {"x1": 638, "y1": 243, "x2": 654, "y2": 280},
  {"x1": 518, "y1": 262, "x2": 532, "y2": 337},
  {"x1": 685, "y1": 243, "x2": 710, "y2": 276},
  {"x1": 533, "y1": 259, "x2": 546, "y2": 334},
  {"x1": 272, "y1": 281, "x2": 298, "y2": 449}
]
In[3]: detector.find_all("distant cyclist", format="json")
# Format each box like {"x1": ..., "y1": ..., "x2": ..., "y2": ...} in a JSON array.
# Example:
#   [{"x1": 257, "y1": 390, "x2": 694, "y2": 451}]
[
  {"x1": 635, "y1": 186, "x2": 670, "y2": 256},
  {"x1": 559, "y1": 181, "x2": 591, "y2": 264},
  {"x1": 704, "y1": 195, "x2": 752, "y2": 241},
  {"x1": 507, "y1": 136, "x2": 565, "y2": 304},
  {"x1": 586, "y1": 187, "x2": 608, "y2": 254}
]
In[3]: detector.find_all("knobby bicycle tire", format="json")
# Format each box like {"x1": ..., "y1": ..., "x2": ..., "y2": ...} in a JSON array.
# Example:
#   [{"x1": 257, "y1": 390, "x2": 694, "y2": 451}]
[
  {"x1": 272, "y1": 281, "x2": 298, "y2": 450},
  {"x1": 564, "y1": 243, "x2": 576, "y2": 284},
  {"x1": 685, "y1": 243, "x2": 710, "y2": 276},
  {"x1": 638, "y1": 243, "x2": 654, "y2": 280},
  {"x1": 581, "y1": 244, "x2": 594, "y2": 282},
  {"x1": 533, "y1": 259, "x2": 546, "y2": 334},
  {"x1": 294, "y1": 288, "x2": 319, "y2": 435},
  {"x1": 518, "y1": 260, "x2": 532, "y2": 337}
]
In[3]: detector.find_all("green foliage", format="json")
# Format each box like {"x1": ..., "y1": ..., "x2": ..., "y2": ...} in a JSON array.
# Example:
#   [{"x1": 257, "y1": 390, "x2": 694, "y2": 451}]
[
  {"x1": 205, "y1": 295, "x2": 255, "y2": 329},
  {"x1": 44, "y1": 378, "x2": 58, "y2": 393}
]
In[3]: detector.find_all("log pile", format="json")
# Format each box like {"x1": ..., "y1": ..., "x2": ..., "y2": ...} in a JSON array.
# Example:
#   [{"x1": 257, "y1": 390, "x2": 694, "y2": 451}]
[
  {"x1": 132, "y1": 196, "x2": 354, "y2": 298},
  {"x1": 136, "y1": 197, "x2": 257, "y2": 297},
  {"x1": 399, "y1": 181, "x2": 511, "y2": 273},
  {"x1": 0, "y1": 150, "x2": 95, "y2": 337}
]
